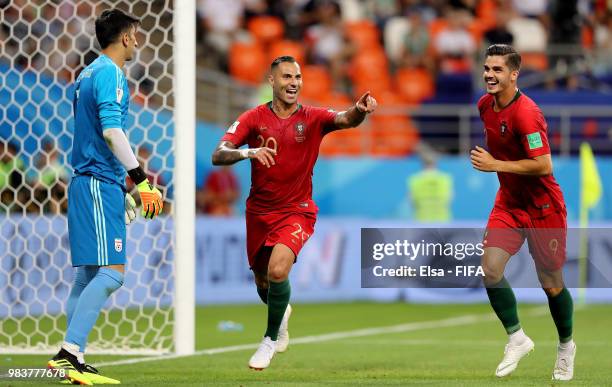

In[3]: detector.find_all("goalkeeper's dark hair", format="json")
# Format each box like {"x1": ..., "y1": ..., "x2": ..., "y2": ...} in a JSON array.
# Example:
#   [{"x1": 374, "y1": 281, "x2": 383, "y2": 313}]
[
  {"x1": 486, "y1": 44, "x2": 521, "y2": 71},
  {"x1": 95, "y1": 9, "x2": 140, "y2": 49},
  {"x1": 271, "y1": 56, "x2": 297, "y2": 71}
]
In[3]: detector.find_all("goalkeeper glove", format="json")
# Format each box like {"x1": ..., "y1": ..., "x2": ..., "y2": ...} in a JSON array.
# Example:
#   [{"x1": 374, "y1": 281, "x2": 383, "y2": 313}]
[
  {"x1": 125, "y1": 193, "x2": 136, "y2": 225},
  {"x1": 137, "y1": 179, "x2": 163, "y2": 219}
]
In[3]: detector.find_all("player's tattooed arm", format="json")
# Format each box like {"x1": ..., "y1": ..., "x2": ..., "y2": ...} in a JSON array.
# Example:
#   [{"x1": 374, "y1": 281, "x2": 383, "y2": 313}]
[
  {"x1": 470, "y1": 146, "x2": 553, "y2": 175},
  {"x1": 212, "y1": 141, "x2": 277, "y2": 168},
  {"x1": 332, "y1": 92, "x2": 378, "y2": 130}
]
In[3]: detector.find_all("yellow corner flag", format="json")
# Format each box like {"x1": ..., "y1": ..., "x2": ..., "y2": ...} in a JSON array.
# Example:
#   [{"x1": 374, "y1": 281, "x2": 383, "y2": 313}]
[
  {"x1": 580, "y1": 142, "x2": 602, "y2": 224},
  {"x1": 578, "y1": 142, "x2": 602, "y2": 300}
]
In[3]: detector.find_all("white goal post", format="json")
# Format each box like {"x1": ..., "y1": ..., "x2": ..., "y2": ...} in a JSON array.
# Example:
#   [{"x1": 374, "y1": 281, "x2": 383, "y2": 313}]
[{"x1": 0, "y1": 0, "x2": 195, "y2": 355}]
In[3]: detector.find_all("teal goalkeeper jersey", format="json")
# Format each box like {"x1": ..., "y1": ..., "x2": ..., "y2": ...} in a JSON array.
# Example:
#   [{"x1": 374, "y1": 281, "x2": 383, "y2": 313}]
[{"x1": 70, "y1": 54, "x2": 130, "y2": 188}]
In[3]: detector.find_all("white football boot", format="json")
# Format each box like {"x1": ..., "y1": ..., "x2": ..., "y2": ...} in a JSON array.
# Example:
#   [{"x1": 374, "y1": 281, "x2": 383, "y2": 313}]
[
  {"x1": 248, "y1": 336, "x2": 276, "y2": 370},
  {"x1": 552, "y1": 341, "x2": 576, "y2": 381},
  {"x1": 276, "y1": 304, "x2": 292, "y2": 353},
  {"x1": 495, "y1": 335, "x2": 535, "y2": 377}
]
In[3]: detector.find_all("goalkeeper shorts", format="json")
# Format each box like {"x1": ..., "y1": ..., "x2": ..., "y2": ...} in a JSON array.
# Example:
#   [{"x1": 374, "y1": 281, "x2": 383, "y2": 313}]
[{"x1": 68, "y1": 175, "x2": 126, "y2": 266}]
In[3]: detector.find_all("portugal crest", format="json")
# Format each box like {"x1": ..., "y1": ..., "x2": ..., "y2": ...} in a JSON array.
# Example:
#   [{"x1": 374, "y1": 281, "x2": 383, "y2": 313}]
[{"x1": 295, "y1": 122, "x2": 306, "y2": 142}]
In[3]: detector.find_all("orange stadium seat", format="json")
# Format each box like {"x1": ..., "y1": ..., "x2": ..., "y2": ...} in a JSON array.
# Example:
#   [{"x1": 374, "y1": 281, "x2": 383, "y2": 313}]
[
  {"x1": 582, "y1": 25, "x2": 594, "y2": 49},
  {"x1": 300, "y1": 65, "x2": 332, "y2": 101},
  {"x1": 370, "y1": 115, "x2": 419, "y2": 157},
  {"x1": 248, "y1": 16, "x2": 285, "y2": 45},
  {"x1": 428, "y1": 18, "x2": 449, "y2": 42},
  {"x1": 318, "y1": 91, "x2": 352, "y2": 110},
  {"x1": 468, "y1": 19, "x2": 485, "y2": 44},
  {"x1": 229, "y1": 42, "x2": 267, "y2": 84},
  {"x1": 319, "y1": 92, "x2": 363, "y2": 156},
  {"x1": 350, "y1": 49, "x2": 390, "y2": 87},
  {"x1": 395, "y1": 68, "x2": 434, "y2": 104},
  {"x1": 268, "y1": 40, "x2": 305, "y2": 64},
  {"x1": 352, "y1": 80, "x2": 391, "y2": 101},
  {"x1": 476, "y1": 0, "x2": 497, "y2": 29},
  {"x1": 521, "y1": 52, "x2": 548, "y2": 71},
  {"x1": 344, "y1": 20, "x2": 380, "y2": 50},
  {"x1": 320, "y1": 128, "x2": 363, "y2": 156}
]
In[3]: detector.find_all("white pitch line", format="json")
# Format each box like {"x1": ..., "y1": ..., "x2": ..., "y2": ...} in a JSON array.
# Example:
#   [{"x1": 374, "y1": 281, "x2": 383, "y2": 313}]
[{"x1": 96, "y1": 306, "x2": 549, "y2": 368}]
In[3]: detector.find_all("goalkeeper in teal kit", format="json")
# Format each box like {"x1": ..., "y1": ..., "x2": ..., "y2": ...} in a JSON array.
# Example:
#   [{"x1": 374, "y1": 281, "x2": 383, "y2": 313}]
[{"x1": 47, "y1": 9, "x2": 163, "y2": 385}]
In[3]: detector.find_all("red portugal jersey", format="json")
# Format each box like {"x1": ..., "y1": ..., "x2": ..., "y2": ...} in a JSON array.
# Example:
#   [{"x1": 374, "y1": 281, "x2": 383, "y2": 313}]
[
  {"x1": 221, "y1": 103, "x2": 337, "y2": 214},
  {"x1": 478, "y1": 91, "x2": 566, "y2": 217}
]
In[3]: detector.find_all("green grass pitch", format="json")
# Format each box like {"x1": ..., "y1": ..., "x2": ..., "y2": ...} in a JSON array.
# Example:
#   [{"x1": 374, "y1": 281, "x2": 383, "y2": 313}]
[{"x1": 2, "y1": 302, "x2": 611, "y2": 386}]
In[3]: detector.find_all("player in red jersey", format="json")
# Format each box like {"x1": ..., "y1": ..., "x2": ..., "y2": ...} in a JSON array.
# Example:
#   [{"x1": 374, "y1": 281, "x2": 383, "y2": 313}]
[
  {"x1": 212, "y1": 56, "x2": 377, "y2": 370},
  {"x1": 471, "y1": 45, "x2": 575, "y2": 381}
]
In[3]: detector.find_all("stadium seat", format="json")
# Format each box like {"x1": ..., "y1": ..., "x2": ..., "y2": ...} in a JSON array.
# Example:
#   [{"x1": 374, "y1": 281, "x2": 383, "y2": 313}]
[
  {"x1": 268, "y1": 40, "x2": 305, "y2": 64},
  {"x1": 300, "y1": 65, "x2": 332, "y2": 101},
  {"x1": 318, "y1": 91, "x2": 352, "y2": 110},
  {"x1": 352, "y1": 80, "x2": 392, "y2": 101},
  {"x1": 468, "y1": 19, "x2": 485, "y2": 44},
  {"x1": 520, "y1": 52, "x2": 548, "y2": 71},
  {"x1": 582, "y1": 25, "x2": 594, "y2": 49},
  {"x1": 229, "y1": 42, "x2": 267, "y2": 84},
  {"x1": 350, "y1": 49, "x2": 390, "y2": 86},
  {"x1": 320, "y1": 127, "x2": 363, "y2": 156},
  {"x1": 318, "y1": 92, "x2": 363, "y2": 156},
  {"x1": 344, "y1": 20, "x2": 380, "y2": 50},
  {"x1": 370, "y1": 115, "x2": 419, "y2": 157},
  {"x1": 507, "y1": 17, "x2": 547, "y2": 53},
  {"x1": 476, "y1": 0, "x2": 497, "y2": 29},
  {"x1": 384, "y1": 17, "x2": 411, "y2": 63},
  {"x1": 395, "y1": 68, "x2": 434, "y2": 104},
  {"x1": 248, "y1": 16, "x2": 285, "y2": 45},
  {"x1": 428, "y1": 18, "x2": 449, "y2": 42}
]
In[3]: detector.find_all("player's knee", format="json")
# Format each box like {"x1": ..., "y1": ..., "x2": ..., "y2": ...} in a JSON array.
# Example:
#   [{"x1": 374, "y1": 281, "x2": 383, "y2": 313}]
[
  {"x1": 99, "y1": 267, "x2": 124, "y2": 294},
  {"x1": 267, "y1": 265, "x2": 289, "y2": 282},
  {"x1": 542, "y1": 287, "x2": 563, "y2": 297},
  {"x1": 482, "y1": 264, "x2": 503, "y2": 286}
]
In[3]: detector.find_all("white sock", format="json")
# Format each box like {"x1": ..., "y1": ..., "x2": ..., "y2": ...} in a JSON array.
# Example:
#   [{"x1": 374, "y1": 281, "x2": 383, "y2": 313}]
[
  {"x1": 509, "y1": 328, "x2": 527, "y2": 344},
  {"x1": 62, "y1": 342, "x2": 80, "y2": 357},
  {"x1": 559, "y1": 339, "x2": 574, "y2": 350},
  {"x1": 77, "y1": 352, "x2": 85, "y2": 364}
]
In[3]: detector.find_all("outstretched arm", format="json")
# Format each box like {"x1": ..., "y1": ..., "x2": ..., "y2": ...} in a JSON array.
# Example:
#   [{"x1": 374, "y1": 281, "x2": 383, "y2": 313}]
[
  {"x1": 212, "y1": 141, "x2": 277, "y2": 168},
  {"x1": 470, "y1": 146, "x2": 552, "y2": 176},
  {"x1": 332, "y1": 91, "x2": 378, "y2": 130}
]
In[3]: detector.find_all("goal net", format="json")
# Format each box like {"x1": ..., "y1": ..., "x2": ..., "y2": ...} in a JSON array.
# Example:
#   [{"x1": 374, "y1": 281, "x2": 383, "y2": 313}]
[{"x1": 0, "y1": 0, "x2": 192, "y2": 355}]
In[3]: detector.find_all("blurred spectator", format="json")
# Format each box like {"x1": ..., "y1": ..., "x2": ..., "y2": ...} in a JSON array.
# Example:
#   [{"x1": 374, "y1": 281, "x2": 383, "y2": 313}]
[
  {"x1": 0, "y1": 142, "x2": 26, "y2": 213},
  {"x1": 448, "y1": 0, "x2": 478, "y2": 15},
  {"x1": 271, "y1": 0, "x2": 320, "y2": 40},
  {"x1": 197, "y1": 166, "x2": 240, "y2": 216},
  {"x1": 547, "y1": 0, "x2": 582, "y2": 89},
  {"x1": 434, "y1": 9, "x2": 476, "y2": 73},
  {"x1": 305, "y1": 0, "x2": 354, "y2": 89},
  {"x1": 399, "y1": 0, "x2": 437, "y2": 22},
  {"x1": 512, "y1": 0, "x2": 548, "y2": 19},
  {"x1": 407, "y1": 153, "x2": 453, "y2": 223},
  {"x1": 28, "y1": 139, "x2": 69, "y2": 214},
  {"x1": 132, "y1": 78, "x2": 155, "y2": 107},
  {"x1": 483, "y1": 8, "x2": 514, "y2": 46},
  {"x1": 592, "y1": 11, "x2": 612, "y2": 76},
  {"x1": 197, "y1": 0, "x2": 266, "y2": 69},
  {"x1": 362, "y1": 0, "x2": 401, "y2": 29},
  {"x1": 398, "y1": 10, "x2": 433, "y2": 71}
]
